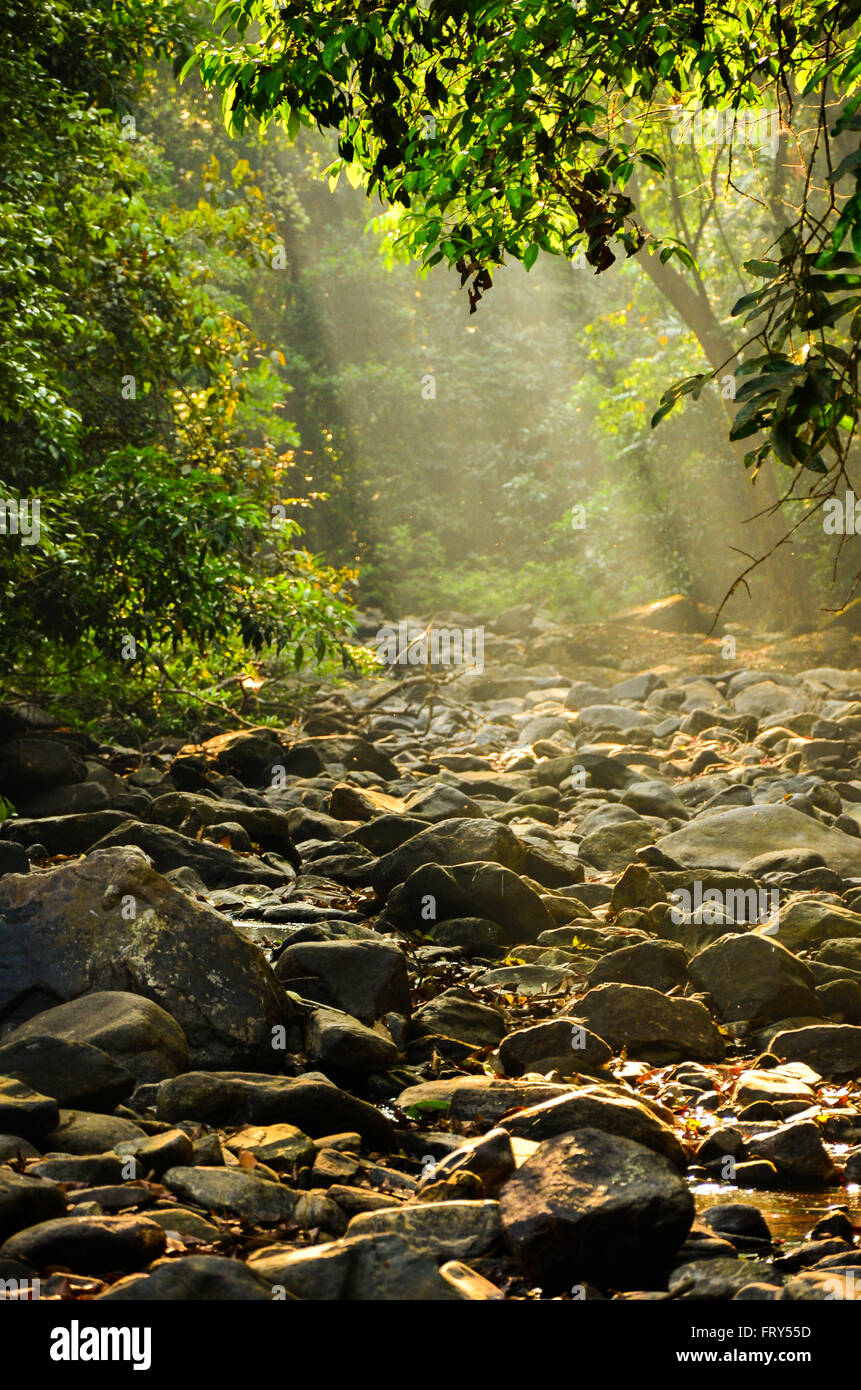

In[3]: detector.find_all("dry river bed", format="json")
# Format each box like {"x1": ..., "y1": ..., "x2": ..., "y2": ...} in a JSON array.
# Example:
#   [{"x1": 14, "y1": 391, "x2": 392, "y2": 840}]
[{"x1": 2, "y1": 612, "x2": 861, "y2": 1299}]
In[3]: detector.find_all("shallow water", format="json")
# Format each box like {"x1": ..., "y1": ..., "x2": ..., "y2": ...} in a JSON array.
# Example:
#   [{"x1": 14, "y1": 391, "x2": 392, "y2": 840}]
[{"x1": 693, "y1": 1182, "x2": 861, "y2": 1246}]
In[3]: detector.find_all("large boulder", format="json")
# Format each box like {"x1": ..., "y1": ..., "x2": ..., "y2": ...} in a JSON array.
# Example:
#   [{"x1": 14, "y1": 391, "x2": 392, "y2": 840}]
[
  {"x1": 0, "y1": 1076, "x2": 58, "y2": 1138},
  {"x1": 688, "y1": 934, "x2": 821, "y2": 1027},
  {"x1": 578, "y1": 821, "x2": 657, "y2": 874},
  {"x1": 155, "y1": 1072, "x2": 393, "y2": 1149},
  {"x1": 499, "y1": 1086, "x2": 686, "y2": 1168},
  {"x1": 0, "y1": 1036, "x2": 134, "y2": 1111},
  {"x1": 759, "y1": 897, "x2": 861, "y2": 953},
  {"x1": 88, "y1": 820, "x2": 291, "y2": 888},
  {"x1": 770, "y1": 1024, "x2": 861, "y2": 1077},
  {"x1": 575, "y1": 983, "x2": 725, "y2": 1062},
  {"x1": 246, "y1": 1231, "x2": 470, "y2": 1300},
  {"x1": 1, "y1": 811, "x2": 131, "y2": 856},
  {"x1": 174, "y1": 729, "x2": 286, "y2": 785},
  {"x1": 744, "y1": 1121, "x2": 837, "y2": 1184},
  {"x1": 0, "y1": 1214, "x2": 166, "y2": 1275},
  {"x1": 0, "y1": 738, "x2": 86, "y2": 797},
  {"x1": 371, "y1": 819, "x2": 527, "y2": 896},
  {"x1": 0, "y1": 1169, "x2": 68, "y2": 1243},
  {"x1": 97, "y1": 1254, "x2": 272, "y2": 1301},
  {"x1": 146, "y1": 792, "x2": 300, "y2": 864},
  {"x1": 384, "y1": 861, "x2": 555, "y2": 942},
  {"x1": 498, "y1": 1020, "x2": 612, "y2": 1078},
  {"x1": 0, "y1": 992, "x2": 189, "y2": 1083},
  {"x1": 273, "y1": 939, "x2": 409, "y2": 1023},
  {"x1": 0, "y1": 849, "x2": 294, "y2": 1068},
  {"x1": 588, "y1": 940, "x2": 688, "y2": 993},
  {"x1": 499, "y1": 1128, "x2": 694, "y2": 1290},
  {"x1": 657, "y1": 805, "x2": 861, "y2": 875}
]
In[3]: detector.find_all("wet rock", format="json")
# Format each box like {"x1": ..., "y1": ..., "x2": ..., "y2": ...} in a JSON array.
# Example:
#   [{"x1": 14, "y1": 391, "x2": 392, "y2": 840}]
[
  {"x1": 700, "y1": 1203, "x2": 772, "y2": 1251},
  {"x1": 687, "y1": 934, "x2": 821, "y2": 1027},
  {"x1": 499, "y1": 1128, "x2": 694, "y2": 1290},
  {"x1": 732, "y1": 1067, "x2": 816, "y2": 1107},
  {"x1": 744, "y1": 1120, "x2": 838, "y2": 1184},
  {"x1": 0, "y1": 850, "x2": 294, "y2": 1069},
  {"x1": 574, "y1": 983, "x2": 725, "y2": 1062}
]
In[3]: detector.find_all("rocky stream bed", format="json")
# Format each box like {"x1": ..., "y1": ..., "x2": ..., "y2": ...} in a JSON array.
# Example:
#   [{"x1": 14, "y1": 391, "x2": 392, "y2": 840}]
[{"x1": 3, "y1": 605, "x2": 861, "y2": 1301}]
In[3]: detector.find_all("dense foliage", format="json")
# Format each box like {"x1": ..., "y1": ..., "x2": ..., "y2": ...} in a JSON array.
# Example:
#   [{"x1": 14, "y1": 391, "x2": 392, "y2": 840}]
[
  {"x1": 0, "y1": 0, "x2": 357, "y2": 733},
  {"x1": 191, "y1": 0, "x2": 861, "y2": 606}
]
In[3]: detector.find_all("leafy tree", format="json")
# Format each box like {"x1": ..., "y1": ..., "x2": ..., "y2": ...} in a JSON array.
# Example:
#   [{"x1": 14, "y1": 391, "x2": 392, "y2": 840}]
[
  {"x1": 190, "y1": 0, "x2": 861, "y2": 615},
  {"x1": 0, "y1": 0, "x2": 357, "y2": 727}
]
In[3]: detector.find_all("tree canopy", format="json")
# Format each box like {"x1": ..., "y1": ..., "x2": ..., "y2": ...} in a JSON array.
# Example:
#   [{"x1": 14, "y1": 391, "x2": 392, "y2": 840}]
[{"x1": 191, "y1": 0, "x2": 861, "y2": 596}]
